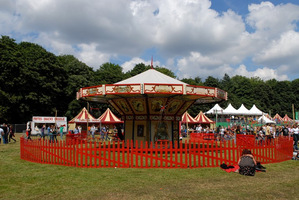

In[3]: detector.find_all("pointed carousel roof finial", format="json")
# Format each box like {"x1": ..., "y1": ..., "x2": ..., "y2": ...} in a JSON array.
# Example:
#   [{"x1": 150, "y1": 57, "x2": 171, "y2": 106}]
[{"x1": 151, "y1": 55, "x2": 153, "y2": 69}]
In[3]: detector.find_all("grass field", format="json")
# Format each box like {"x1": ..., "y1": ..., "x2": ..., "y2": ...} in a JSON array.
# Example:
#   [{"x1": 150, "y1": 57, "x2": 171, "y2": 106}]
[{"x1": 1, "y1": 134, "x2": 299, "y2": 200}]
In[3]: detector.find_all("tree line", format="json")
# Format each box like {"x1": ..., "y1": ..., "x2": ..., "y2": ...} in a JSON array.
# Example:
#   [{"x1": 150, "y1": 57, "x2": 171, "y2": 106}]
[{"x1": 1, "y1": 36, "x2": 298, "y2": 123}]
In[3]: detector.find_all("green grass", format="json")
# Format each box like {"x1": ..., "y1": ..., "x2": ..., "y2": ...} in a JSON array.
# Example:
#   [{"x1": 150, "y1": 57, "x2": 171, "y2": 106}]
[{"x1": 1, "y1": 134, "x2": 299, "y2": 200}]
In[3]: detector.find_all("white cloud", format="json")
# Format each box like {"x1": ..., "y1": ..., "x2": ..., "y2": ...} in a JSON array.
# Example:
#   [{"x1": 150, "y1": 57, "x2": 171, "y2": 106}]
[
  {"x1": 121, "y1": 57, "x2": 162, "y2": 72},
  {"x1": 253, "y1": 31, "x2": 299, "y2": 74},
  {"x1": 233, "y1": 65, "x2": 288, "y2": 81},
  {"x1": 0, "y1": 0, "x2": 299, "y2": 80},
  {"x1": 76, "y1": 43, "x2": 110, "y2": 69}
]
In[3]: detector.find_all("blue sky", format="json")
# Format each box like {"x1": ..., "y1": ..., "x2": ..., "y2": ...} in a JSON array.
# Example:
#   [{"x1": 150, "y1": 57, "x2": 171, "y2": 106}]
[{"x1": 1, "y1": 0, "x2": 299, "y2": 81}]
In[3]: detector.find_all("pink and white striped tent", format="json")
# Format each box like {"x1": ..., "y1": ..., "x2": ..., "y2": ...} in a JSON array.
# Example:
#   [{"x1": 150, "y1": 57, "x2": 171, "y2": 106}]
[
  {"x1": 282, "y1": 114, "x2": 293, "y2": 122},
  {"x1": 69, "y1": 107, "x2": 101, "y2": 124},
  {"x1": 181, "y1": 111, "x2": 198, "y2": 124},
  {"x1": 98, "y1": 108, "x2": 123, "y2": 124},
  {"x1": 194, "y1": 111, "x2": 215, "y2": 124}
]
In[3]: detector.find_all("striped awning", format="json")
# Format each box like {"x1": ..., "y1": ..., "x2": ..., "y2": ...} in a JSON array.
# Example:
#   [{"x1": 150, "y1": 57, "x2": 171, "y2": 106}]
[
  {"x1": 181, "y1": 111, "x2": 198, "y2": 124},
  {"x1": 282, "y1": 114, "x2": 293, "y2": 122},
  {"x1": 194, "y1": 111, "x2": 215, "y2": 124},
  {"x1": 98, "y1": 108, "x2": 123, "y2": 124},
  {"x1": 273, "y1": 113, "x2": 283, "y2": 121},
  {"x1": 69, "y1": 107, "x2": 100, "y2": 123}
]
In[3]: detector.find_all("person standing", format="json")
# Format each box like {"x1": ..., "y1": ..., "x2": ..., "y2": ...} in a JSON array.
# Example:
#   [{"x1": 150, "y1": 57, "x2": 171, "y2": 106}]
[
  {"x1": 100, "y1": 126, "x2": 106, "y2": 142},
  {"x1": 0, "y1": 127, "x2": 4, "y2": 144},
  {"x1": 1, "y1": 124, "x2": 7, "y2": 144},
  {"x1": 74, "y1": 126, "x2": 79, "y2": 134},
  {"x1": 293, "y1": 125, "x2": 299, "y2": 150},
  {"x1": 5, "y1": 124, "x2": 10, "y2": 143},
  {"x1": 59, "y1": 125, "x2": 64, "y2": 140},
  {"x1": 90, "y1": 124, "x2": 96, "y2": 140},
  {"x1": 40, "y1": 124, "x2": 45, "y2": 139},
  {"x1": 47, "y1": 125, "x2": 51, "y2": 139},
  {"x1": 9, "y1": 125, "x2": 16, "y2": 142},
  {"x1": 49, "y1": 125, "x2": 54, "y2": 143},
  {"x1": 265, "y1": 124, "x2": 271, "y2": 145},
  {"x1": 27, "y1": 125, "x2": 32, "y2": 140}
]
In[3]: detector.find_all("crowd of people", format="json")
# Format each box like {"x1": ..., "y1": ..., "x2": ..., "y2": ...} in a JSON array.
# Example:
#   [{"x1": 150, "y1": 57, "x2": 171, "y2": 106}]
[
  {"x1": 187, "y1": 123, "x2": 299, "y2": 149},
  {"x1": 24, "y1": 124, "x2": 65, "y2": 143},
  {"x1": 70, "y1": 124, "x2": 124, "y2": 141},
  {"x1": 0, "y1": 123, "x2": 16, "y2": 144}
]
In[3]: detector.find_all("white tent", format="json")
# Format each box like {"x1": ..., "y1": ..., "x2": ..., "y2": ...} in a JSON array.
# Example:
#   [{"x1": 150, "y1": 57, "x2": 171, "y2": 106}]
[
  {"x1": 236, "y1": 104, "x2": 250, "y2": 115},
  {"x1": 258, "y1": 115, "x2": 276, "y2": 124},
  {"x1": 249, "y1": 104, "x2": 263, "y2": 116},
  {"x1": 223, "y1": 103, "x2": 238, "y2": 115},
  {"x1": 205, "y1": 104, "x2": 223, "y2": 114}
]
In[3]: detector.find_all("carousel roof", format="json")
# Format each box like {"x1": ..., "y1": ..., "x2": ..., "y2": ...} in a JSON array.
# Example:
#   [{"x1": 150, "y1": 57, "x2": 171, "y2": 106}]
[
  {"x1": 181, "y1": 111, "x2": 198, "y2": 124},
  {"x1": 194, "y1": 111, "x2": 215, "y2": 124},
  {"x1": 77, "y1": 69, "x2": 227, "y2": 119},
  {"x1": 282, "y1": 114, "x2": 293, "y2": 122},
  {"x1": 69, "y1": 107, "x2": 100, "y2": 123},
  {"x1": 116, "y1": 69, "x2": 186, "y2": 85},
  {"x1": 98, "y1": 108, "x2": 123, "y2": 124}
]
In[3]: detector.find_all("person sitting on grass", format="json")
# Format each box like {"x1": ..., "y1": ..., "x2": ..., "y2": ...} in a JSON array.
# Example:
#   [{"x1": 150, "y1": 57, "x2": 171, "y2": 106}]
[{"x1": 238, "y1": 149, "x2": 257, "y2": 176}]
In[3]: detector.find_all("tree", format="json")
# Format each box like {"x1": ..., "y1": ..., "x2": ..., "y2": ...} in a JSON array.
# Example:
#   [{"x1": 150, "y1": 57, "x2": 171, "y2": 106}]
[
  {"x1": 94, "y1": 62, "x2": 124, "y2": 84},
  {"x1": 181, "y1": 76, "x2": 202, "y2": 85},
  {"x1": 125, "y1": 63, "x2": 151, "y2": 78},
  {"x1": 204, "y1": 76, "x2": 220, "y2": 88},
  {"x1": 155, "y1": 66, "x2": 176, "y2": 78}
]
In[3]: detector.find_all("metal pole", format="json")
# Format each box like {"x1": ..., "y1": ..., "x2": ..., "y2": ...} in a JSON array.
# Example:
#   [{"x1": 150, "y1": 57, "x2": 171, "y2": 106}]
[{"x1": 292, "y1": 104, "x2": 295, "y2": 120}]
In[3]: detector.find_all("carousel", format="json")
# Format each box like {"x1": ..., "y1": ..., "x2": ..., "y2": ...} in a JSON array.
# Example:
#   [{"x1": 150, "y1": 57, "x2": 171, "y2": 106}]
[{"x1": 77, "y1": 68, "x2": 227, "y2": 144}]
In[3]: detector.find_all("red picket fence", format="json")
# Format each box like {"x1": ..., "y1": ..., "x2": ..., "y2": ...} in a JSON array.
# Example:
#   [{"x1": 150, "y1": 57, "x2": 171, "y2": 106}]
[{"x1": 20, "y1": 136, "x2": 293, "y2": 168}]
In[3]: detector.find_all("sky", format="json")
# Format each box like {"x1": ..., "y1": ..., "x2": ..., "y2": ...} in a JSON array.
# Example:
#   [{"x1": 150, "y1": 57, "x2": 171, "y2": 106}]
[{"x1": 1, "y1": 0, "x2": 299, "y2": 81}]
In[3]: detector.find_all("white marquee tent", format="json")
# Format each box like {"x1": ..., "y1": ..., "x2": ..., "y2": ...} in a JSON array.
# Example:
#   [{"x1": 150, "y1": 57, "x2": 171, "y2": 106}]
[
  {"x1": 205, "y1": 104, "x2": 224, "y2": 114},
  {"x1": 236, "y1": 104, "x2": 250, "y2": 115},
  {"x1": 258, "y1": 115, "x2": 276, "y2": 124},
  {"x1": 222, "y1": 103, "x2": 238, "y2": 115},
  {"x1": 206, "y1": 103, "x2": 266, "y2": 116},
  {"x1": 248, "y1": 105, "x2": 264, "y2": 116}
]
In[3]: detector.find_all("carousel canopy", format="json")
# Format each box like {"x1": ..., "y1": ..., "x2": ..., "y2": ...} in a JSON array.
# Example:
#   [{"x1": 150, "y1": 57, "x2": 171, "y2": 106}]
[
  {"x1": 77, "y1": 69, "x2": 227, "y2": 119},
  {"x1": 273, "y1": 113, "x2": 283, "y2": 121},
  {"x1": 248, "y1": 105, "x2": 263, "y2": 116},
  {"x1": 116, "y1": 69, "x2": 186, "y2": 85},
  {"x1": 194, "y1": 111, "x2": 215, "y2": 124},
  {"x1": 181, "y1": 111, "x2": 198, "y2": 124},
  {"x1": 282, "y1": 114, "x2": 293, "y2": 122},
  {"x1": 98, "y1": 108, "x2": 123, "y2": 124},
  {"x1": 69, "y1": 107, "x2": 100, "y2": 124},
  {"x1": 205, "y1": 103, "x2": 223, "y2": 114}
]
